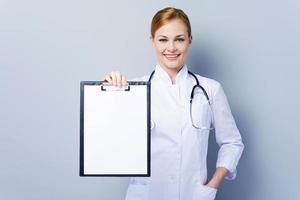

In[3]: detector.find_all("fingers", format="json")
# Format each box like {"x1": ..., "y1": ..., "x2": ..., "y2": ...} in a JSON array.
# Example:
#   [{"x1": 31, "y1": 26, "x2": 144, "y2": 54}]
[
  {"x1": 110, "y1": 71, "x2": 117, "y2": 86},
  {"x1": 104, "y1": 74, "x2": 113, "y2": 84},
  {"x1": 121, "y1": 75, "x2": 127, "y2": 85},
  {"x1": 115, "y1": 71, "x2": 122, "y2": 87},
  {"x1": 104, "y1": 71, "x2": 127, "y2": 87}
]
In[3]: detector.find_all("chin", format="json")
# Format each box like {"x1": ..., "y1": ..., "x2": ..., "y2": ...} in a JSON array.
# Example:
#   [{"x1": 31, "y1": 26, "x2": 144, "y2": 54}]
[{"x1": 163, "y1": 62, "x2": 184, "y2": 71}]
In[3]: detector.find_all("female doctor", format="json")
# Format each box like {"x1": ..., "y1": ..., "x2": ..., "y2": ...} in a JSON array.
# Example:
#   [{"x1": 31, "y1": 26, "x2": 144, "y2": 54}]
[{"x1": 103, "y1": 7, "x2": 244, "y2": 200}]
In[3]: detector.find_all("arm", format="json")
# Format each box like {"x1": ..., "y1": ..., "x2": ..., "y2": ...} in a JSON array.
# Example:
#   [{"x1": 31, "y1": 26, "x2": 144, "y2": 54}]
[
  {"x1": 209, "y1": 83, "x2": 244, "y2": 186},
  {"x1": 206, "y1": 167, "x2": 229, "y2": 189}
]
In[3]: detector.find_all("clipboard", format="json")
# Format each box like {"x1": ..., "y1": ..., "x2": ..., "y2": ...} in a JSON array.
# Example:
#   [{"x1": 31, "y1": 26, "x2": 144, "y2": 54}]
[{"x1": 80, "y1": 81, "x2": 151, "y2": 177}]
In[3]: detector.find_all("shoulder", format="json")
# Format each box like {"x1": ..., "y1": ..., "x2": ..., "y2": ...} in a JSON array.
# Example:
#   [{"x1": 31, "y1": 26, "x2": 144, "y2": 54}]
[
  {"x1": 194, "y1": 74, "x2": 221, "y2": 90},
  {"x1": 192, "y1": 73, "x2": 222, "y2": 98},
  {"x1": 195, "y1": 74, "x2": 220, "y2": 87}
]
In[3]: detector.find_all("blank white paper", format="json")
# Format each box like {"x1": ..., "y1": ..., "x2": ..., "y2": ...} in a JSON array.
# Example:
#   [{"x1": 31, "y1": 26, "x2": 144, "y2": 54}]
[{"x1": 83, "y1": 84, "x2": 149, "y2": 175}]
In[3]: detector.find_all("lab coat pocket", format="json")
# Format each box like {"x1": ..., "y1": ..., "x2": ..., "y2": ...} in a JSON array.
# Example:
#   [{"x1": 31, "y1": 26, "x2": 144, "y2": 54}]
[
  {"x1": 198, "y1": 184, "x2": 218, "y2": 200},
  {"x1": 190, "y1": 100, "x2": 213, "y2": 131},
  {"x1": 125, "y1": 183, "x2": 148, "y2": 200}
]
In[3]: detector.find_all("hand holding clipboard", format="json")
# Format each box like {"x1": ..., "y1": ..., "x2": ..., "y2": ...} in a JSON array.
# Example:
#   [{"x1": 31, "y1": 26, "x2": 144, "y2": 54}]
[{"x1": 103, "y1": 70, "x2": 128, "y2": 87}]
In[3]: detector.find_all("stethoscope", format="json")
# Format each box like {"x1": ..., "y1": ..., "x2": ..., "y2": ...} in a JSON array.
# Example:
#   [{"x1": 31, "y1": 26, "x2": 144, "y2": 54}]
[{"x1": 148, "y1": 70, "x2": 214, "y2": 130}]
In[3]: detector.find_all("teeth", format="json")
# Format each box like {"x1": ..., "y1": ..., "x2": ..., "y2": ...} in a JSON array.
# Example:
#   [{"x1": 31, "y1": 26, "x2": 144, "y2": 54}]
[{"x1": 165, "y1": 54, "x2": 179, "y2": 58}]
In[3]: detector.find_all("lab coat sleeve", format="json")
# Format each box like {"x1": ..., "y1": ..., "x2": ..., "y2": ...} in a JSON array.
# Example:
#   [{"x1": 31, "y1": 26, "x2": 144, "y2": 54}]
[{"x1": 212, "y1": 83, "x2": 244, "y2": 180}]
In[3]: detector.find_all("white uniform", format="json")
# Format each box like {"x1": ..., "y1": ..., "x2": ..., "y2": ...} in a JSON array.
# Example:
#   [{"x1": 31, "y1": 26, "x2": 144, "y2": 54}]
[{"x1": 125, "y1": 64, "x2": 244, "y2": 200}]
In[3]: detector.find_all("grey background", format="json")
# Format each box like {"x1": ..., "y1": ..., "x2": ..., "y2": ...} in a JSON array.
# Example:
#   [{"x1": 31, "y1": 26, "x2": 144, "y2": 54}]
[{"x1": 1, "y1": 0, "x2": 299, "y2": 200}]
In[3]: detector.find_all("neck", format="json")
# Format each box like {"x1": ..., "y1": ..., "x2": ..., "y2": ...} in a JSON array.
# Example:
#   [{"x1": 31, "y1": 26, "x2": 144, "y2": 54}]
[{"x1": 159, "y1": 63, "x2": 184, "y2": 85}]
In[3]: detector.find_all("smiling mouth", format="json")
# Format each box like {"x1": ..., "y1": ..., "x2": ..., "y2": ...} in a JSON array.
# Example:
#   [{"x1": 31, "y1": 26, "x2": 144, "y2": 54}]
[{"x1": 164, "y1": 54, "x2": 180, "y2": 60}]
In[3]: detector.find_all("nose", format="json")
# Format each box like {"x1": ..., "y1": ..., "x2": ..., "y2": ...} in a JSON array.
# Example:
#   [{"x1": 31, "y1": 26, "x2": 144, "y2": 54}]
[{"x1": 167, "y1": 41, "x2": 177, "y2": 52}]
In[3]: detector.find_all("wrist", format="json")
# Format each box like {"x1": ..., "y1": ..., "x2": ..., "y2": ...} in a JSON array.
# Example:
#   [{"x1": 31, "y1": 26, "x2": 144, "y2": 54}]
[
  {"x1": 206, "y1": 180, "x2": 219, "y2": 189},
  {"x1": 206, "y1": 167, "x2": 229, "y2": 189}
]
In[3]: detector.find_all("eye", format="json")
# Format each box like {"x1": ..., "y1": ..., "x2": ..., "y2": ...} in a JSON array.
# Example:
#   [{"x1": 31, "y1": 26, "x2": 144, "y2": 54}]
[
  {"x1": 158, "y1": 38, "x2": 168, "y2": 42},
  {"x1": 176, "y1": 38, "x2": 185, "y2": 42}
]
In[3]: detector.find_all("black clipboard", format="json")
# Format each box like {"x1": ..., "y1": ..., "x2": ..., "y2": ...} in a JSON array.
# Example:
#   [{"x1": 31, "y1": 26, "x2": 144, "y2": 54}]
[{"x1": 80, "y1": 81, "x2": 151, "y2": 177}]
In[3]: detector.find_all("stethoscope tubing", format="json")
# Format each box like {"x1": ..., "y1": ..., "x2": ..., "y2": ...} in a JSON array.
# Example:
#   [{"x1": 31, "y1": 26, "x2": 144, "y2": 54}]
[{"x1": 148, "y1": 69, "x2": 214, "y2": 130}]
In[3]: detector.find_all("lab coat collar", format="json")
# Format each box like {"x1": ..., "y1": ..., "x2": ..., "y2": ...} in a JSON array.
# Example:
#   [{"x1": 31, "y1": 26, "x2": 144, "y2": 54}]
[{"x1": 155, "y1": 64, "x2": 188, "y2": 85}]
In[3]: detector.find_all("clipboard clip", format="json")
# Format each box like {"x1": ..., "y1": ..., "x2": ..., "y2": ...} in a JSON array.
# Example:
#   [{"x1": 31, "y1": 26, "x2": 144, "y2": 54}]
[{"x1": 101, "y1": 83, "x2": 130, "y2": 91}]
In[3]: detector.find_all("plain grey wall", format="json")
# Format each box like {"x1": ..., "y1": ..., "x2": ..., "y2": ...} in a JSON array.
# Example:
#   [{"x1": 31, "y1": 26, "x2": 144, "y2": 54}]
[{"x1": 1, "y1": 0, "x2": 299, "y2": 200}]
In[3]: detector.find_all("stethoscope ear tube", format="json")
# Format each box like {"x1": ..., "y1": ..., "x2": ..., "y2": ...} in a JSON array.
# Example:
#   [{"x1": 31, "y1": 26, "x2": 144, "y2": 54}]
[{"x1": 188, "y1": 71, "x2": 210, "y2": 103}]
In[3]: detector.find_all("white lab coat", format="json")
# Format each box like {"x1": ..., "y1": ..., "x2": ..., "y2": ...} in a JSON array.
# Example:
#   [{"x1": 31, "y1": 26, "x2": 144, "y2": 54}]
[{"x1": 125, "y1": 64, "x2": 244, "y2": 200}]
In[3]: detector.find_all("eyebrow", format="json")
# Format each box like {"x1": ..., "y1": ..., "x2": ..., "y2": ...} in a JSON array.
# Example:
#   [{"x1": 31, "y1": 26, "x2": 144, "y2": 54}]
[{"x1": 157, "y1": 34, "x2": 186, "y2": 38}]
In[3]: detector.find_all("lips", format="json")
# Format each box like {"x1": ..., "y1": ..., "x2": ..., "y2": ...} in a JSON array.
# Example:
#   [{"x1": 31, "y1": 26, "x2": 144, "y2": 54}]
[{"x1": 164, "y1": 54, "x2": 180, "y2": 60}]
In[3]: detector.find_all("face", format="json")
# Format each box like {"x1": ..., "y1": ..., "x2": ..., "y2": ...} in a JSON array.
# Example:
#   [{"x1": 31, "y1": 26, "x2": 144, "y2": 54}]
[{"x1": 150, "y1": 19, "x2": 192, "y2": 74}]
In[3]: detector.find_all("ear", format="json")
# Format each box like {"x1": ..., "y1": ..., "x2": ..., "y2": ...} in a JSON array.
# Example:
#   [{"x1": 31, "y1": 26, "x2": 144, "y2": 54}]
[
  {"x1": 150, "y1": 36, "x2": 155, "y2": 47},
  {"x1": 189, "y1": 35, "x2": 192, "y2": 45}
]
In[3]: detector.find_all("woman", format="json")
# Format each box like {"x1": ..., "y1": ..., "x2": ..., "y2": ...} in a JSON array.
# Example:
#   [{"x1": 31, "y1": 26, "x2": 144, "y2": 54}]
[{"x1": 103, "y1": 7, "x2": 244, "y2": 200}]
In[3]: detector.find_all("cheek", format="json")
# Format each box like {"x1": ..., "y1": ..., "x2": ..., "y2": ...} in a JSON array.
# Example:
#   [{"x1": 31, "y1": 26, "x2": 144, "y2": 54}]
[
  {"x1": 154, "y1": 45, "x2": 165, "y2": 53},
  {"x1": 180, "y1": 44, "x2": 190, "y2": 54},
  {"x1": 157, "y1": 48, "x2": 166, "y2": 55},
  {"x1": 158, "y1": 45, "x2": 165, "y2": 51}
]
